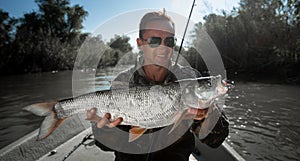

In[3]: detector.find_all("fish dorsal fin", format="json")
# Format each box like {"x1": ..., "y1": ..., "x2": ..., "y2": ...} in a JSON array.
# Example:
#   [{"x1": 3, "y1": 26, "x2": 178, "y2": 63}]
[{"x1": 129, "y1": 126, "x2": 147, "y2": 142}]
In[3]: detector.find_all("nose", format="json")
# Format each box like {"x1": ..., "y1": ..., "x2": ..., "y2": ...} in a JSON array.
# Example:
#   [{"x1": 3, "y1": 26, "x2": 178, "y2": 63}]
[
  {"x1": 157, "y1": 44, "x2": 169, "y2": 54},
  {"x1": 157, "y1": 38, "x2": 170, "y2": 51}
]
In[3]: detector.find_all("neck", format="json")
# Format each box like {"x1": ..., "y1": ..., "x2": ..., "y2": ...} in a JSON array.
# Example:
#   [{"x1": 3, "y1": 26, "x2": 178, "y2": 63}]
[{"x1": 143, "y1": 65, "x2": 169, "y2": 82}]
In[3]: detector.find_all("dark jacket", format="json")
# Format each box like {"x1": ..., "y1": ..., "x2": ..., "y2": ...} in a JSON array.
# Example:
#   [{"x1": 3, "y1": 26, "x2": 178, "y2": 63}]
[{"x1": 93, "y1": 56, "x2": 229, "y2": 161}]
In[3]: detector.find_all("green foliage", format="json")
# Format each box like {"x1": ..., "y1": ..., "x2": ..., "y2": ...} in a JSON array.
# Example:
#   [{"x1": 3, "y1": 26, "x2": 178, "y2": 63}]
[
  {"x1": 101, "y1": 35, "x2": 133, "y2": 66},
  {"x1": 180, "y1": 47, "x2": 208, "y2": 76},
  {"x1": 77, "y1": 35, "x2": 106, "y2": 68},
  {"x1": 78, "y1": 34, "x2": 134, "y2": 68},
  {"x1": 0, "y1": 0, "x2": 298, "y2": 82},
  {"x1": 0, "y1": 10, "x2": 17, "y2": 71},
  {"x1": 0, "y1": 0, "x2": 135, "y2": 75},
  {"x1": 0, "y1": 0, "x2": 88, "y2": 74},
  {"x1": 0, "y1": 9, "x2": 16, "y2": 47},
  {"x1": 34, "y1": 0, "x2": 88, "y2": 41},
  {"x1": 108, "y1": 35, "x2": 132, "y2": 53},
  {"x1": 187, "y1": 0, "x2": 300, "y2": 81}
]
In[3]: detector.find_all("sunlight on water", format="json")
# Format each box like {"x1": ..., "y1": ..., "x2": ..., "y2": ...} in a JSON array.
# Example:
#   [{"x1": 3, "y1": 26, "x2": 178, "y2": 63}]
[{"x1": 225, "y1": 82, "x2": 300, "y2": 161}]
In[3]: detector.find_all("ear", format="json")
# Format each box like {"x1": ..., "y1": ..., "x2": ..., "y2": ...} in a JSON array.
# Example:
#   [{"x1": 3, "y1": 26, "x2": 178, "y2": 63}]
[{"x1": 136, "y1": 38, "x2": 143, "y2": 48}]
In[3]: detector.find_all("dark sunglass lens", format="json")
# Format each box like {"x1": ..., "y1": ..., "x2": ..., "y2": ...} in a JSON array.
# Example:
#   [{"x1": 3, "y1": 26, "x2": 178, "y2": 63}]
[
  {"x1": 165, "y1": 37, "x2": 175, "y2": 47},
  {"x1": 148, "y1": 37, "x2": 161, "y2": 48}
]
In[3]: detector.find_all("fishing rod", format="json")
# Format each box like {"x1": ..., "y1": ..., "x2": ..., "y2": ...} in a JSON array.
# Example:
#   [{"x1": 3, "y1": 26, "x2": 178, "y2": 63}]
[
  {"x1": 174, "y1": 0, "x2": 196, "y2": 66},
  {"x1": 62, "y1": 133, "x2": 93, "y2": 161}
]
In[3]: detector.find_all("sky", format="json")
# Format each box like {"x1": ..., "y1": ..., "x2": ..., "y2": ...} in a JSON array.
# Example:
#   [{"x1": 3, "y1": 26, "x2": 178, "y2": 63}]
[
  {"x1": 0, "y1": 0, "x2": 240, "y2": 32},
  {"x1": 0, "y1": 0, "x2": 240, "y2": 50}
]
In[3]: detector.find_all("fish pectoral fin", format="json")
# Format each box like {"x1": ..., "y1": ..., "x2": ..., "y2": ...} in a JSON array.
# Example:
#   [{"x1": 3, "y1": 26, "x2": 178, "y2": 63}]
[
  {"x1": 168, "y1": 110, "x2": 188, "y2": 135},
  {"x1": 128, "y1": 126, "x2": 147, "y2": 142}
]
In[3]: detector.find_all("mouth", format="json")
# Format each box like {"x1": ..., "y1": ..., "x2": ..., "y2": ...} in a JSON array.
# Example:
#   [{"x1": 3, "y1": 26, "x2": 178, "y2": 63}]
[
  {"x1": 156, "y1": 54, "x2": 168, "y2": 58},
  {"x1": 155, "y1": 53, "x2": 171, "y2": 61},
  {"x1": 155, "y1": 54, "x2": 170, "y2": 65}
]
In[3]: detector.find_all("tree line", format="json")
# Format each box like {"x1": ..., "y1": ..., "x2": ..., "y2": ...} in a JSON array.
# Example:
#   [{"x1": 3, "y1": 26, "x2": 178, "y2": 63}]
[
  {"x1": 186, "y1": 0, "x2": 300, "y2": 82},
  {"x1": 0, "y1": 0, "x2": 133, "y2": 74},
  {"x1": 0, "y1": 0, "x2": 299, "y2": 83}
]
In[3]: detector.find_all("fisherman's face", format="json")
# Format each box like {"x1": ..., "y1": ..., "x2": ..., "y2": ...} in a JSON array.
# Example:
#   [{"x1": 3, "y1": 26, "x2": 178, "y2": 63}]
[{"x1": 137, "y1": 20, "x2": 175, "y2": 67}]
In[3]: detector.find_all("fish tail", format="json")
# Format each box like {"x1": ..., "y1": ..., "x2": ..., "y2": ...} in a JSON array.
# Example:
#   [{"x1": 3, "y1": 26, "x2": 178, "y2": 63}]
[{"x1": 23, "y1": 102, "x2": 66, "y2": 140}]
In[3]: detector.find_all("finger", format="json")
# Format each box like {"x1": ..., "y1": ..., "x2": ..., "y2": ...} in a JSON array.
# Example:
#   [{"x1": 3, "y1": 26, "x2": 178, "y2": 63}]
[
  {"x1": 86, "y1": 108, "x2": 99, "y2": 121},
  {"x1": 103, "y1": 113, "x2": 111, "y2": 120},
  {"x1": 97, "y1": 117, "x2": 109, "y2": 128},
  {"x1": 188, "y1": 108, "x2": 208, "y2": 120},
  {"x1": 197, "y1": 108, "x2": 208, "y2": 116},
  {"x1": 86, "y1": 108, "x2": 96, "y2": 117},
  {"x1": 97, "y1": 113, "x2": 111, "y2": 128},
  {"x1": 188, "y1": 108, "x2": 199, "y2": 115},
  {"x1": 107, "y1": 117, "x2": 123, "y2": 128},
  {"x1": 183, "y1": 108, "x2": 198, "y2": 120},
  {"x1": 188, "y1": 108, "x2": 208, "y2": 115},
  {"x1": 86, "y1": 107, "x2": 97, "y2": 113},
  {"x1": 194, "y1": 109, "x2": 209, "y2": 120}
]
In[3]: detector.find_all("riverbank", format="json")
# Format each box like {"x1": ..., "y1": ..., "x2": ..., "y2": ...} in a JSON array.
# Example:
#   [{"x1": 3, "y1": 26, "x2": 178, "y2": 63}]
[{"x1": 227, "y1": 71, "x2": 300, "y2": 85}]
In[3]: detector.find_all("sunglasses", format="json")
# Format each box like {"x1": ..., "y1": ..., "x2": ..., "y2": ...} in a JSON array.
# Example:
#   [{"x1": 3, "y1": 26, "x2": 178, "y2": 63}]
[{"x1": 141, "y1": 36, "x2": 177, "y2": 48}]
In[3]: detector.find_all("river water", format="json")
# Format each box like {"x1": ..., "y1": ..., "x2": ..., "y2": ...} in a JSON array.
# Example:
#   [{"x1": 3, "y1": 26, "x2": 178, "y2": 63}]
[
  {"x1": 0, "y1": 69, "x2": 299, "y2": 161},
  {"x1": 225, "y1": 82, "x2": 300, "y2": 161}
]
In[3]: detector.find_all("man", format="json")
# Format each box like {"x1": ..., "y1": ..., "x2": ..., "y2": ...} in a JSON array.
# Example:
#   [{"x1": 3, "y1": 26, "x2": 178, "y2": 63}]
[{"x1": 86, "y1": 10, "x2": 228, "y2": 161}]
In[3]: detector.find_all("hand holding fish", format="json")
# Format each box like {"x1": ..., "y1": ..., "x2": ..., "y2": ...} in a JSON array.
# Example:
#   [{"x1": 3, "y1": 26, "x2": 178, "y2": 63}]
[
  {"x1": 86, "y1": 106, "x2": 209, "y2": 142},
  {"x1": 185, "y1": 107, "x2": 208, "y2": 120},
  {"x1": 86, "y1": 108, "x2": 123, "y2": 128}
]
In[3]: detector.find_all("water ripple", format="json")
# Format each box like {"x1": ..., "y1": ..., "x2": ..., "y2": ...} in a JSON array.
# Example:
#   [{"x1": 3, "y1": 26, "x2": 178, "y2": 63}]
[{"x1": 225, "y1": 82, "x2": 300, "y2": 161}]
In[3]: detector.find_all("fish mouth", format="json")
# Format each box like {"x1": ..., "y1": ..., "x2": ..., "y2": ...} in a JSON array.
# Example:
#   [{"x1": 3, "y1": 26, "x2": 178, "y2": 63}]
[
  {"x1": 183, "y1": 99, "x2": 212, "y2": 109},
  {"x1": 197, "y1": 99, "x2": 214, "y2": 109}
]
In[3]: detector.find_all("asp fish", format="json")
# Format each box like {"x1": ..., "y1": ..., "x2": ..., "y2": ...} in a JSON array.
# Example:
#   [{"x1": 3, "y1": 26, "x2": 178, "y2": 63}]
[{"x1": 24, "y1": 75, "x2": 228, "y2": 141}]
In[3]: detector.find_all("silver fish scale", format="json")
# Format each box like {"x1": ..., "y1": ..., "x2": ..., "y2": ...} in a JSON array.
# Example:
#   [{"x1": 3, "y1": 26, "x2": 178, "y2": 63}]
[
  {"x1": 55, "y1": 84, "x2": 183, "y2": 128},
  {"x1": 53, "y1": 76, "x2": 226, "y2": 128}
]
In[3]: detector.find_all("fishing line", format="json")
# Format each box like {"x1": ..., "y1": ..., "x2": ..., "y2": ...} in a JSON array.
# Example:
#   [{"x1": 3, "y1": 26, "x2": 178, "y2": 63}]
[
  {"x1": 62, "y1": 132, "x2": 93, "y2": 161},
  {"x1": 174, "y1": 0, "x2": 196, "y2": 66},
  {"x1": 163, "y1": 0, "x2": 196, "y2": 84},
  {"x1": 145, "y1": 132, "x2": 155, "y2": 161}
]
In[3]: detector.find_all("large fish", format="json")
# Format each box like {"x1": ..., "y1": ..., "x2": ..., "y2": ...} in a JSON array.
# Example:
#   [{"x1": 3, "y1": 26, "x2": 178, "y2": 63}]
[{"x1": 24, "y1": 75, "x2": 228, "y2": 141}]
